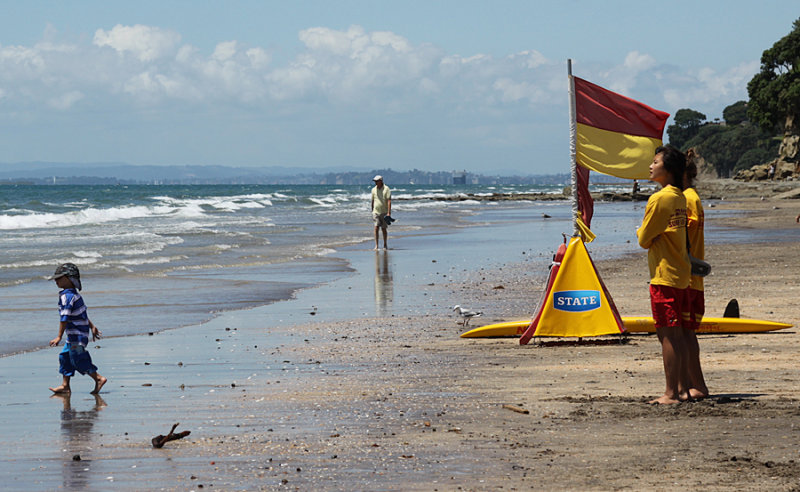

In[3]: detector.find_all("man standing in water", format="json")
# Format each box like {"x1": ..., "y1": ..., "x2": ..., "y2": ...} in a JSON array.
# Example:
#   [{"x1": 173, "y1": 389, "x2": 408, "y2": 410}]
[{"x1": 370, "y1": 175, "x2": 392, "y2": 250}]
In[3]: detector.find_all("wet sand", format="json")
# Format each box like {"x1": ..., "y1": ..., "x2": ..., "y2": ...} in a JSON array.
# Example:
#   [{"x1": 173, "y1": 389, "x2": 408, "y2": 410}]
[{"x1": 2, "y1": 185, "x2": 800, "y2": 490}]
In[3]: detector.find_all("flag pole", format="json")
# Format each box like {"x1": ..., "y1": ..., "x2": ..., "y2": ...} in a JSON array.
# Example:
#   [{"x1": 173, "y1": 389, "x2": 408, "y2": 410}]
[{"x1": 567, "y1": 59, "x2": 579, "y2": 237}]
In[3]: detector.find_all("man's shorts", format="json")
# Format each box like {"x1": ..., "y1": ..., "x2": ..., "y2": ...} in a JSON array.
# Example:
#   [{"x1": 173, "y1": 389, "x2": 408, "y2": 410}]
[
  {"x1": 373, "y1": 213, "x2": 388, "y2": 228},
  {"x1": 59, "y1": 344, "x2": 98, "y2": 376},
  {"x1": 649, "y1": 284, "x2": 687, "y2": 329},
  {"x1": 683, "y1": 288, "x2": 705, "y2": 331}
]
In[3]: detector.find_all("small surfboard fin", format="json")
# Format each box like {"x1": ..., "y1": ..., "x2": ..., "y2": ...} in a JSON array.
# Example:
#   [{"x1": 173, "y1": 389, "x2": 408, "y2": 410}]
[{"x1": 723, "y1": 299, "x2": 739, "y2": 318}]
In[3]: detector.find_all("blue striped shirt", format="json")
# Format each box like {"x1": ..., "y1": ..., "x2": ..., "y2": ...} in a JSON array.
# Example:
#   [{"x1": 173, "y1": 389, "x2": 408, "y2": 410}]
[{"x1": 58, "y1": 288, "x2": 90, "y2": 347}]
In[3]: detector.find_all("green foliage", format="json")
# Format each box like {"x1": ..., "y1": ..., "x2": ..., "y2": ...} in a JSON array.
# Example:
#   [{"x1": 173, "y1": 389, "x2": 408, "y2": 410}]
[
  {"x1": 684, "y1": 123, "x2": 726, "y2": 147},
  {"x1": 667, "y1": 98, "x2": 782, "y2": 177},
  {"x1": 666, "y1": 108, "x2": 707, "y2": 149},
  {"x1": 735, "y1": 148, "x2": 775, "y2": 172},
  {"x1": 746, "y1": 18, "x2": 800, "y2": 132},
  {"x1": 666, "y1": 21, "x2": 798, "y2": 177},
  {"x1": 686, "y1": 123, "x2": 779, "y2": 177},
  {"x1": 723, "y1": 101, "x2": 749, "y2": 125}
]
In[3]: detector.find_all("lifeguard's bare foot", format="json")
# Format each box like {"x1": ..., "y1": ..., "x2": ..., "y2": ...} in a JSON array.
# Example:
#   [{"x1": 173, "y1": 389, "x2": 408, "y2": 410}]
[
  {"x1": 49, "y1": 385, "x2": 71, "y2": 394},
  {"x1": 649, "y1": 394, "x2": 681, "y2": 405},
  {"x1": 689, "y1": 388, "x2": 709, "y2": 400},
  {"x1": 91, "y1": 376, "x2": 107, "y2": 395}
]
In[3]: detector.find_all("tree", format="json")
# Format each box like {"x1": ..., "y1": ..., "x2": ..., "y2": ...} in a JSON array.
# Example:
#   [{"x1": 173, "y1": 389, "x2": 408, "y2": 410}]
[
  {"x1": 735, "y1": 148, "x2": 774, "y2": 172},
  {"x1": 685, "y1": 124, "x2": 779, "y2": 177},
  {"x1": 747, "y1": 18, "x2": 800, "y2": 134},
  {"x1": 666, "y1": 108, "x2": 707, "y2": 149},
  {"x1": 723, "y1": 101, "x2": 749, "y2": 126}
]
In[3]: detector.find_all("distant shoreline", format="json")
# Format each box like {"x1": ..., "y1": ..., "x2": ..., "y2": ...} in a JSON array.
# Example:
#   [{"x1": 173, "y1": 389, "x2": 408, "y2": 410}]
[{"x1": 397, "y1": 178, "x2": 800, "y2": 202}]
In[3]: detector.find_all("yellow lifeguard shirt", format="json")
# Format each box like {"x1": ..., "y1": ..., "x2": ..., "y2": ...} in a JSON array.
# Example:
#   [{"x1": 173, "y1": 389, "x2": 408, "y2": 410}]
[
  {"x1": 684, "y1": 187, "x2": 704, "y2": 291},
  {"x1": 637, "y1": 184, "x2": 690, "y2": 289}
]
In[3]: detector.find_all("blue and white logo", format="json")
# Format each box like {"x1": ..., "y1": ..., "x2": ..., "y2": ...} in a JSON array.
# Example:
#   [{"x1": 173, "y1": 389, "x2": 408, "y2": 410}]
[{"x1": 553, "y1": 290, "x2": 602, "y2": 312}]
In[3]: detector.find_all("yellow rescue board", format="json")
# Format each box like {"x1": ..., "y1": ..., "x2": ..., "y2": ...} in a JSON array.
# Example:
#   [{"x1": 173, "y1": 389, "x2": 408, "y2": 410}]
[{"x1": 460, "y1": 317, "x2": 793, "y2": 338}]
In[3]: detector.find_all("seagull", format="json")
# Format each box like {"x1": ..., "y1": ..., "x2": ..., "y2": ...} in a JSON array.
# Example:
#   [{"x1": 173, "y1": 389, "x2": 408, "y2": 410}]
[{"x1": 453, "y1": 305, "x2": 482, "y2": 326}]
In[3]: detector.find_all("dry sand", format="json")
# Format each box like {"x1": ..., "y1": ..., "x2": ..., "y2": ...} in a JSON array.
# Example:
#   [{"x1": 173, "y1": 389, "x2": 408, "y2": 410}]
[{"x1": 155, "y1": 189, "x2": 800, "y2": 490}]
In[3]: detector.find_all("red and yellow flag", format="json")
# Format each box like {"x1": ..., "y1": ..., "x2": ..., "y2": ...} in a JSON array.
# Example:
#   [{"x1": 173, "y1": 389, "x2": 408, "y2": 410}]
[{"x1": 575, "y1": 77, "x2": 669, "y2": 180}]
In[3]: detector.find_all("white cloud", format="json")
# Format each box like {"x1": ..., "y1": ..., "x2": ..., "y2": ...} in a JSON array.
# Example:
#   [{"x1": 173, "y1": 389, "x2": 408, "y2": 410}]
[
  {"x1": 48, "y1": 90, "x2": 83, "y2": 110},
  {"x1": 569, "y1": 50, "x2": 756, "y2": 123},
  {"x1": 245, "y1": 47, "x2": 270, "y2": 69},
  {"x1": 93, "y1": 24, "x2": 181, "y2": 62},
  {"x1": 0, "y1": 23, "x2": 759, "y2": 142},
  {"x1": 371, "y1": 31, "x2": 412, "y2": 53},
  {"x1": 624, "y1": 51, "x2": 656, "y2": 72},
  {"x1": 212, "y1": 41, "x2": 238, "y2": 61},
  {"x1": 662, "y1": 60, "x2": 757, "y2": 110},
  {"x1": 123, "y1": 71, "x2": 179, "y2": 100},
  {"x1": 439, "y1": 53, "x2": 492, "y2": 72},
  {"x1": 175, "y1": 44, "x2": 197, "y2": 64},
  {"x1": 267, "y1": 59, "x2": 318, "y2": 101},
  {"x1": 492, "y1": 78, "x2": 547, "y2": 104},
  {"x1": 598, "y1": 51, "x2": 658, "y2": 95},
  {"x1": 418, "y1": 77, "x2": 439, "y2": 94},
  {"x1": 1, "y1": 24, "x2": 563, "y2": 112},
  {"x1": 483, "y1": 51, "x2": 554, "y2": 105},
  {"x1": 697, "y1": 61, "x2": 757, "y2": 98},
  {"x1": 280, "y1": 25, "x2": 442, "y2": 103},
  {"x1": 509, "y1": 50, "x2": 548, "y2": 69},
  {"x1": 0, "y1": 45, "x2": 47, "y2": 77},
  {"x1": 96, "y1": 35, "x2": 273, "y2": 103},
  {"x1": 298, "y1": 25, "x2": 361, "y2": 56},
  {"x1": 0, "y1": 40, "x2": 98, "y2": 106}
]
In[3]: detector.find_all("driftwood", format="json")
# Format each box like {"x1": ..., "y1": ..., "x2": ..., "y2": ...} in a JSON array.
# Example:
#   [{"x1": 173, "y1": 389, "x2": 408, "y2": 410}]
[
  {"x1": 502, "y1": 404, "x2": 530, "y2": 414},
  {"x1": 152, "y1": 422, "x2": 191, "y2": 448}
]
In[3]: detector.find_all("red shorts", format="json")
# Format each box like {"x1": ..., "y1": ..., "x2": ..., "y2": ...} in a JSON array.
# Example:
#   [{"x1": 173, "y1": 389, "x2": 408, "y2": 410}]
[
  {"x1": 649, "y1": 284, "x2": 687, "y2": 329},
  {"x1": 684, "y1": 288, "x2": 705, "y2": 331}
]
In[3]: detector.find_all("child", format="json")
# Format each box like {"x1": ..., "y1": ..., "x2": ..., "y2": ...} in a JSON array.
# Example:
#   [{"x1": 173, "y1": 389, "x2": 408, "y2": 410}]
[{"x1": 48, "y1": 263, "x2": 107, "y2": 394}]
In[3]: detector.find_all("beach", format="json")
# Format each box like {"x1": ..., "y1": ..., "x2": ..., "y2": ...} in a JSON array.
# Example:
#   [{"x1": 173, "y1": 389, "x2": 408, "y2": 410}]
[{"x1": 2, "y1": 183, "x2": 800, "y2": 490}]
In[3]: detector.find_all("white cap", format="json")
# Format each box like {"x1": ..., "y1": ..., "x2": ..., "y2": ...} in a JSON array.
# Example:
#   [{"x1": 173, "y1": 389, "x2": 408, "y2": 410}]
[{"x1": 373, "y1": 175, "x2": 383, "y2": 181}]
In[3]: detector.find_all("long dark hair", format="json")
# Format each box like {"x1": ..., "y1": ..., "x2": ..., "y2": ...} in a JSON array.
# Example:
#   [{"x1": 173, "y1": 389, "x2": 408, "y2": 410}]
[
  {"x1": 685, "y1": 148, "x2": 698, "y2": 188},
  {"x1": 655, "y1": 145, "x2": 686, "y2": 188}
]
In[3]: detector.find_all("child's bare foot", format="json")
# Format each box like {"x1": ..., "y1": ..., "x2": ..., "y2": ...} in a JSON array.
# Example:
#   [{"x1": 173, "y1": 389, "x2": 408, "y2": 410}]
[
  {"x1": 93, "y1": 394, "x2": 107, "y2": 408},
  {"x1": 649, "y1": 394, "x2": 681, "y2": 405},
  {"x1": 91, "y1": 376, "x2": 107, "y2": 395},
  {"x1": 49, "y1": 385, "x2": 71, "y2": 394}
]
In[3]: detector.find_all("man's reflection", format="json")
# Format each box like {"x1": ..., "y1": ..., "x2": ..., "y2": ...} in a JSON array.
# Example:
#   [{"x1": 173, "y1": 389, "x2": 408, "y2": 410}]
[
  {"x1": 52, "y1": 393, "x2": 106, "y2": 490},
  {"x1": 374, "y1": 251, "x2": 394, "y2": 316}
]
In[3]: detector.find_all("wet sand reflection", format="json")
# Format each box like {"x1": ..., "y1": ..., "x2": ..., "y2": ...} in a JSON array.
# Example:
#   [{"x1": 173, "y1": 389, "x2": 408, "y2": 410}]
[
  {"x1": 52, "y1": 393, "x2": 106, "y2": 490},
  {"x1": 374, "y1": 251, "x2": 394, "y2": 316}
]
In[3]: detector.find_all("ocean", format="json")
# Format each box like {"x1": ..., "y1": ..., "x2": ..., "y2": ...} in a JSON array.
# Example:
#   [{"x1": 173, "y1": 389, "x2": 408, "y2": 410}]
[{"x1": 1, "y1": 182, "x2": 652, "y2": 356}]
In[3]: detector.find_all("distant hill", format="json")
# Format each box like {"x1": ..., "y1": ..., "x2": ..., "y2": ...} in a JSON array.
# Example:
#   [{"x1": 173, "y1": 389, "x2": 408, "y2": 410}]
[
  {"x1": 0, "y1": 162, "x2": 359, "y2": 181},
  {"x1": 0, "y1": 162, "x2": 580, "y2": 186}
]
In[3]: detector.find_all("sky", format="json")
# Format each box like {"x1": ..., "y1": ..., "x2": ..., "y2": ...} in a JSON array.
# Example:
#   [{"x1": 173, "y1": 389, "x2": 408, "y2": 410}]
[{"x1": 0, "y1": 1, "x2": 797, "y2": 175}]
